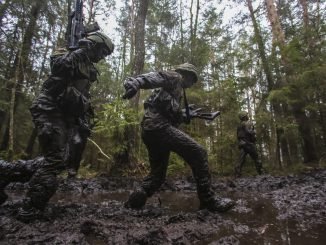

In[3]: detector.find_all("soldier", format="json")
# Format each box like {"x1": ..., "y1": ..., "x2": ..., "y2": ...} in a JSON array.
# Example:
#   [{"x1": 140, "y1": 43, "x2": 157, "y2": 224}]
[
  {"x1": 0, "y1": 31, "x2": 114, "y2": 221},
  {"x1": 122, "y1": 63, "x2": 235, "y2": 212},
  {"x1": 234, "y1": 111, "x2": 263, "y2": 177}
]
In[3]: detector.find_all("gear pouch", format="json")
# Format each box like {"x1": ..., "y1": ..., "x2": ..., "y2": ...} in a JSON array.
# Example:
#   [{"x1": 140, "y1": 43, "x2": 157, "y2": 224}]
[{"x1": 60, "y1": 86, "x2": 89, "y2": 117}]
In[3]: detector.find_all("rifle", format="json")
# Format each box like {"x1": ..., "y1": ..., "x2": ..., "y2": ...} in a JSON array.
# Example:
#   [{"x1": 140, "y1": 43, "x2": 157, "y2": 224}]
[
  {"x1": 193, "y1": 110, "x2": 221, "y2": 121},
  {"x1": 183, "y1": 89, "x2": 220, "y2": 122},
  {"x1": 66, "y1": 0, "x2": 100, "y2": 50}
]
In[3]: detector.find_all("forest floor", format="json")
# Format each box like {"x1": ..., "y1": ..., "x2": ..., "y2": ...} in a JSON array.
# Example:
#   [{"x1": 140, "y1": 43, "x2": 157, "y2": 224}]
[{"x1": 0, "y1": 169, "x2": 325, "y2": 244}]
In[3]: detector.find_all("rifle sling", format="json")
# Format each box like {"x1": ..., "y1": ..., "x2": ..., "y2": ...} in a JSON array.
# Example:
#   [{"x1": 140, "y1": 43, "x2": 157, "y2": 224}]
[{"x1": 183, "y1": 88, "x2": 191, "y2": 122}]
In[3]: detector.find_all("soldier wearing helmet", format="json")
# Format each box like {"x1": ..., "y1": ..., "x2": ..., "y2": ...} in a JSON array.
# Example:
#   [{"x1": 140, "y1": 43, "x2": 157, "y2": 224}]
[
  {"x1": 83, "y1": 32, "x2": 114, "y2": 62},
  {"x1": 122, "y1": 64, "x2": 235, "y2": 212},
  {"x1": 0, "y1": 32, "x2": 114, "y2": 222},
  {"x1": 235, "y1": 111, "x2": 263, "y2": 178}
]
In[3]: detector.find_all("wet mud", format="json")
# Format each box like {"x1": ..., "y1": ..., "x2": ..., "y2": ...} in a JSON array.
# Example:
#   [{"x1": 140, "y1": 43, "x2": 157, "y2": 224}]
[{"x1": 0, "y1": 170, "x2": 325, "y2": 244}]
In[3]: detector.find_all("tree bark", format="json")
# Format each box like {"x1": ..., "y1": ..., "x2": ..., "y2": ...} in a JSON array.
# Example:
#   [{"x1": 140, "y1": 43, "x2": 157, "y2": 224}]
[
  {"x1": 130, "y1": 0, "x2": 149, "y2": 108},
  {"x1": 299, "y1": 0, "x2": 309, "y2": 28},
  {"x1": 265, "y1": 0, "x2": 285, "y2": 46}
]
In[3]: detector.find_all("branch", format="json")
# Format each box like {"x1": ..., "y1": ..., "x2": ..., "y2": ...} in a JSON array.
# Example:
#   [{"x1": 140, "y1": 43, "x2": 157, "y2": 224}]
[{"x1": 87, "y1": 138, "x2": 112, "y2": 161}]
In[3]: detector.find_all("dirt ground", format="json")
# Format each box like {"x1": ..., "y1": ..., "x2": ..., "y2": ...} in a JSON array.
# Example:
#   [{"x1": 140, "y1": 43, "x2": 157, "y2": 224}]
[{"x1": 0, "y1": 169, "x2": 325, "y2": 244}]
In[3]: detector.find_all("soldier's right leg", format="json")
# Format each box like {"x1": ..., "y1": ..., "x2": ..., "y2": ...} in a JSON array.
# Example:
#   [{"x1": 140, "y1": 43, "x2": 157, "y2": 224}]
[
  {"x1": 247, "y1": 145, "x2": 262, "y2": 175},
  {"x1": 17, "y1": 113, "x2": 67, "y2": 222},
  {"x1": 163, "y1": 126, "x2": 234, "y2": 212},
  {"x1": 125, "y1": 129, "x2": 170, "y2": 209},
  {"x1": 66, "y1": 126, "x2": 88, "y2": 178},
  {"x1": 235, "y1": 148, "x2": 246, "y2": 178}
]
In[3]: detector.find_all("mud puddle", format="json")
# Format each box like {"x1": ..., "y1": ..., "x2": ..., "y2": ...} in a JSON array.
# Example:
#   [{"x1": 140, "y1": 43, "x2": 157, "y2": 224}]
[{"x1": 1, "y1": 170, "x2": 325, "y2": 244}]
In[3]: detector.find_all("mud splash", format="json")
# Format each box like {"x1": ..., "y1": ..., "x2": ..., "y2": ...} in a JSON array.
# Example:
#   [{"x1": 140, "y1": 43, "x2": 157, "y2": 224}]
[{"x1": 0, "y1": 170, "x2": 325, "y2": 244}]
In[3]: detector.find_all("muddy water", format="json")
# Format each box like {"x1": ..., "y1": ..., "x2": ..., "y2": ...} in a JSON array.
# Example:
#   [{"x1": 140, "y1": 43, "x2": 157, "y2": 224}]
[
  {"x1": 1, "y1": 171, "x2": 325, "y2": 244},
  {"x1": 48, "y1": 190, "x2": 325, "y2": 244}
]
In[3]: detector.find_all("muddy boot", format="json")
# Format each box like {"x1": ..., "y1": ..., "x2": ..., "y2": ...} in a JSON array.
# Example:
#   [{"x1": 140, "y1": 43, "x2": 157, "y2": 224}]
[
  {"x1": 124, "y1": 188, "x2": 147, "y2": 209},
  {"x1": 200, "y1": 197, "x2": 235, "y2": 212},
  {"x1": 16, "y1": 199, "x2": 44, "y2": 223}
]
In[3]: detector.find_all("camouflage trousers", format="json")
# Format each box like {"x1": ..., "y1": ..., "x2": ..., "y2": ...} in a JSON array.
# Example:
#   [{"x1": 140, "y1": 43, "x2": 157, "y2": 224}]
[
  {"x1": 0, "y1": 109, "x2": 88, "y2": 210},
  {"x1": 235, "y1": 143, "x2": 262, "y2": 177},
  {"x1": 139, "y1": 125, "x2": 215, "y2": 203}
]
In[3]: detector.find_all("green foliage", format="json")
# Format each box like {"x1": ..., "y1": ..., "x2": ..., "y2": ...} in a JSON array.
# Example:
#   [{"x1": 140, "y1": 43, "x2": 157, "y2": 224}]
[
  {"x1": 93, "y1": 99, "x2": 140, "y2": 161},
  {"x1": 268, "y1": 87, "x2": 291, "y2": 104},
  {"x1": 0, "y1": 0, "x2": 324, "y2": 176},
  {"x1": 167, "y1": 153, "x2": 189, "y2": 176},
  {"x1": 95, "y1": 99, "x2": 139, "y2": 136}
]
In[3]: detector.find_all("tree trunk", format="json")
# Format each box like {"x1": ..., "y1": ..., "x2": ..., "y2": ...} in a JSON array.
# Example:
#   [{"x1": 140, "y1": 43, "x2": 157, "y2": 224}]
[
  {"x1": 247, "y1": 0, "x2": 290, "y2": 167},
  {"x1": 24, "y1": 128, "x2": 38, "y2": 159},
  {"x1": 5, "y1": 0, "x2": 44, "y2": 157},
  {"x1": 8, "y1": 56, "x2": 21, "y2": 160},
  {"x1": 299, "y1": 0, "x2": 309, "y2": 28},
  {"x1": 179, "y1": 0, "x2": 185, "y2": 62},
  {"x1": 130, "y1": 0, "x2": 149, "y2": 108},
  {"x1": 265, "y1": 0, "x2": 285, "y2": 46},
  {"x1": 119, "y1": 0, "x2": 149, "y2": 167},
  {"x1": 189, "y1": 0, "x2": 199, "y2": 63},
  {"x1": 265, "y1": 0, "x2": 317, "y2": 163}
]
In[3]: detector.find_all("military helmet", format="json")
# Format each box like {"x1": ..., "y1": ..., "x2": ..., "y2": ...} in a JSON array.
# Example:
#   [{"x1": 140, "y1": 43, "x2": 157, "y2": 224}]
[
  {"x1": 238, "y1": 111, "x2": 249, "y2": 120},
  {"x1": 174, "y1": 63, "x2": 198, "y2": 82},
  {"x1": 87, "y1": 32, "x2": 114, "y2": 54}
]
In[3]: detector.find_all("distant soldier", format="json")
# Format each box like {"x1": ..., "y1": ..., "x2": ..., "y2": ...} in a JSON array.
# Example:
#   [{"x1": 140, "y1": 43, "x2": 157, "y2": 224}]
[
  {"x1": 122, "y1": 63, "x2": 235, "y2": 212},
  {"x1": 235, "y1": 111, "x2": 262, "y2": 177},
  {"x1": 0, "y1": 32, "x2": 114, "y2": 222}
]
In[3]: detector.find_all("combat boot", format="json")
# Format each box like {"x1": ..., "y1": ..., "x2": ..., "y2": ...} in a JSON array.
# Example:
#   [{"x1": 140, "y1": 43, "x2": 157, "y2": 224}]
[
  {"x1": 16, "y1": 206, "x2": 44, "y2": 223},
  {"x1": 124, "y1": 188, "x2": 147, "y2": 209},
  {"x1": 16, "y1": 198, "x2": 44, "y2": 223},
  {"x1": 200, "y1": 196, "x2": 235, "y2": 212}
]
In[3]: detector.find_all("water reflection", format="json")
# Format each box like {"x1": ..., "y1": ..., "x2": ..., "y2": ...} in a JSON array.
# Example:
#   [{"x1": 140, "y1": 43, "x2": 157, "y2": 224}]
[{"x1": 5, "y1": 190, "x2": 325, "y2": 245}]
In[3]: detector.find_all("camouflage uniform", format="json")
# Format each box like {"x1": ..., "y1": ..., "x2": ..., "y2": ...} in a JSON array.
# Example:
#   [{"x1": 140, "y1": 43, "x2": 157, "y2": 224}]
[
  {"x1": 234, "y1": 111, "x2": 262, "y2": 177},
  {"x1": 123, "y1": 64, "x2": 234, "y2": 212},
  {"x1": 0, "y1": 32, "x2": 114, "y2": 220}
]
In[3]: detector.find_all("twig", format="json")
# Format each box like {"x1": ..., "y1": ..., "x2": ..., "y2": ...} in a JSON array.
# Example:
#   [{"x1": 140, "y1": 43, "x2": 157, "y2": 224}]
[{"x1": 87, "y1": 138, "x2": 112, "y2": 161}]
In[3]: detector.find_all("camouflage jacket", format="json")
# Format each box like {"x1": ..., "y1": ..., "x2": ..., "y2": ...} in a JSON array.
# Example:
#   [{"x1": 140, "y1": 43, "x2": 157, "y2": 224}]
[
  {"x1": 237, "y1": 120, "x2": 257, "y2": 145},
  {"x1": 30, "y1": 48, "x2": 97, "y2": 117},
  {"x1": 134, "y1": 71, "x2": 185, "y2": 130}
]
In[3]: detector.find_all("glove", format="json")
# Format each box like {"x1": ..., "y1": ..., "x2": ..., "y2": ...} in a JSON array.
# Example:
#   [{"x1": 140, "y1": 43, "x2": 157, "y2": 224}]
[{"x1": 122, "y1": 77, "x2": 140, "y2": 99}]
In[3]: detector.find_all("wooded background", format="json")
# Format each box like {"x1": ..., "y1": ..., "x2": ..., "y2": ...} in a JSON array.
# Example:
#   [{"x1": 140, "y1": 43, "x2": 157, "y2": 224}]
[{"x1": 0, "y1": 0, "x2": 325, "y2": 176}]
